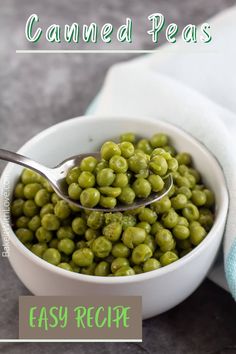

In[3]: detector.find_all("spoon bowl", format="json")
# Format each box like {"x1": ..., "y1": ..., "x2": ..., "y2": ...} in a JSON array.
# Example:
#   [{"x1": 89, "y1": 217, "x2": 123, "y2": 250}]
[{"x1": 0, "y1": 149, "x2": 173, "y2": 212}]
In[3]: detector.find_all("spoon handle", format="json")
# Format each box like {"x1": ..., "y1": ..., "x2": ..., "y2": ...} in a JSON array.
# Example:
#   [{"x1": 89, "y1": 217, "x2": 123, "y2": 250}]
[{"x1": 0, "y1": 148, "x2": 50, "y2": 178}]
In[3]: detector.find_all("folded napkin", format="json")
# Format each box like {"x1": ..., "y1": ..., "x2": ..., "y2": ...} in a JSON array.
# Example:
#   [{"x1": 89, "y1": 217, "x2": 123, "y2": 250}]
[{"x1": 86, "y1": 6, "x2": 236, "y2": 299}]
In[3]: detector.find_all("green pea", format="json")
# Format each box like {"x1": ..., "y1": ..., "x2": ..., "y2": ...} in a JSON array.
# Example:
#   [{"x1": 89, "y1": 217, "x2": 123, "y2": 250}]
[
  {"x1": 198, "y1": 209, "x2": 214, "y2": 231},
  {"x1": 151, "y1": 196, "x2": 171, "y2": 214},
  {"x1": 171, "y1": 194, "x2": 188, "y2": 209},
  {"x1": 99, "y1": 187, "x2": 121, "y2": 198},
  {"x1": 54, "y1": 200, "x2": 71, "y2": 219},
  {"x1": 85, "y1": 228, "x2": 99, "y2": 241},
  {"x1": 80, "y1": 156, "x2": 98, "y2": 172},
  {"x1": 148, "y1": 175, "x2": 164, "y2": 192},
  {"x1": 40, "y1": 203, "x2": 54, "y2": 217},
  {"x1": 109, "y1": 155, "x2": 128, "y2": 173},
  {"x1": 23, "y1": 200, "x2": 39, "y2": 217},
  {"x1": 128, "y1": 154, "x2": 148, "y2": 173},
  {"x1": 132, "y1": 178, "x2": 151, "y2": 198},
  {"x1": 203, "y1": 189, "x2": 215, "y2": 208},
  {"x1": 36, "y1": 226, "x2": 53, "y2": 243},
  {"x1": 150, "y1": 133, "x2": 168, "y2": 148},
  {"x1": 111, "y1": 257, "x2": 129, "y2": 273},
  {"x1": 66, "y1": 167, "x2": 81, "y2": 185},
  {"x1": 131, "y1": 244, "x2": 152, "y2": 265},
  {"x1": 31, "y1": 243, "x2": 48, "y2": 258},
  {"x1": 42, "y1": 180, "x2": 54, "y2": 193},
  {"x1": 150, "y1": 221, "x2": 164, "y2": 235},
  {"x1": 57, "y1": 226, "x2": 75, "y2": 240},
  {"x1": 115, "y1": 266, "x2": 135, "y2": 276},
  {"x1": 100, "y1": 196, "x2": 117, "y2": 209},
  {"x1": 119, "y1": 141, "x2": 135, "y2": 159},
  {"x1": 144, "y1": 235, "x2": 156, "y2": 253},
  {"x1": 21, "y1": 169, "x2": 41, "y2": 184},
  {"x1": 103, "y1": 222, "x2": 122, "y2": 242},
  {"x1": 92, "y1": 236, "x2": 112, "y2": 258},
  {"x1": 150, "y1": 156, "x2": 168, "y2": 176},
  {"x1": 151, "y1": 148, "x2": 171, "y2": 160},
  {"x1": 94, "y1": 160, "x2": 109, "y2": 174},
  {"x1": 112, "y1": 243, "x2": 131, "y2": 258},
  {"x1": 72, "y1": 217, "x2": 87, "y2": 235},
  {"x1": 163, "y1": 145, "x2": 176, "y2": 156},
  {"x1": 94, "y1": 261, "x2": 110, "y2": 276},
  {"x1": 68, "y1": 183, "x2": 82, "y2": 200},
  {"x1": 135, "y1": 169, "x2": 149, "y2": 179},
  {"x1": 155, "y1": 229, "x2": 175, "y2": 252},
  {"x1": 58, "y1": 238, "x2": 75, "y2": 255},
  {"x1": 190, "y1": 225, "x2": 207, "y2": 245},
  {"x1": 160, "y1": 251, "x2": 179, "y2": 266},
  {"x1": 28, "y1": 215, "x2": 41, "y2": 231},
  {"x1": 173, "y1": 225, "x2": 190, "y2": 240},
  {"x1": 161, "y1": 208, "x2": 179, "y2": 228},
  {"x1": 41, "y1": 214, "x2": 60, "y2": 231},
  {"x1": 136, "y1": 221, "x2": 151, "y2": 234},
  {"x1": 143, "y1": 258, "x2": 161, "y2": 272},
  {"x1": 11, "y1": 199, "x2": 24, "y2": 217},
  {"x1": 112, "y1": 173, "x2": 129, "y2": 188},
  {"x1": 136, "y1": 139, "x2": 152, "y2": 154},
  {"x1": 176, "y1": 186, "x2": 192, "y2": 199},
  {"x1": 51, "y1": 193, "x2": 61, "y2": 205},
  {"x1": 16, "y1": 228, "x2": 34, "y2": 243},
  {"x1": 176, "y1": 152, "x2": 192, "y2": 166},
  {"x1": 188, "y1": 168, "x2": 201, "y2": 183},
  {"x1": 14, "y1": 183, "x2": 25, "y2": 198},
  {"x1": 122, "y1": 215, "x2": 136, "y2": 230},
  {"x1": 191, "y1": 190, "x2": 207, "y2": 206},
  {"x1": 178, "y1": 165, "x2": 189, "y2": 175},
  {"x1": 118, "y1": 186, "x2": 135, "y2": 205},
  {"x1": 78, "y1": 171, "x2": 95, "y2": 189},
  {"x1": 175, "y1": 175, "x2": 191, "y2": 188},
  {"x1": 182, "y1": 204, "x2": 200, "y2": 221},
  {"x1": 58, "y1": 263, "x2": 73, "y2": 271},
  {"x1": 81, "y1": 262, "x2": 97, "y2": 275},
  {"x1": 34, "y1": 189, "x2": 50, "y2": 208},
  {"x1": 87, "y1": 211, "x2": 104, "y2": 230},
  {"x1": 101, "y1": 141, "x2": 121, "y2": 160},
  {"x1": 138, "y1": 208, "x2": 157, "y2": 224},
  {"x1": 167, "y1": 157, "x2": 179, "y2": 172},
  {"x1": 43, "y1": 248, "x2": 61, "y2": 266},
  {"x1": 122, "y1": 227, "x2": 146, "y2": 248},
  {"x1": 80, "y1": 188, "x2": 100, "y2": 208},
  {"x1": 96, "y1": 168, "x2": 115, "y2": 187},
  {"x1": 176, "y1": 216, "x2": 189, "y2": 227},
  {"x1": 49, "y1": 239, "x2": 59, "y2": 249},
  {"x1": 120, "y1": 132, "x2": 136, "y2": 143},
  {"x1": 23, "y1": 183, "x2": 42, "y2": 200},
  {"x1": 72, "y1": 248, "x2": 94, "y2": 267},
  {"x1": 16, "y1": 216, "x2": 30, "y2": 229}
]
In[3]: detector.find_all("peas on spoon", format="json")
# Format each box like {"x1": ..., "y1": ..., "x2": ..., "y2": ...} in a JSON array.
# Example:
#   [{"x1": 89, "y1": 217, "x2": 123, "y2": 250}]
[{"x1": 0, "y1": 149, "x2": 173, "y2": 212}]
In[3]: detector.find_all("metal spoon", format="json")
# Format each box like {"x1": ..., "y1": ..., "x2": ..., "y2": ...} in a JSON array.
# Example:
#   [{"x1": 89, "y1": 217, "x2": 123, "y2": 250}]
[{"x1": 0, "y1": 149, "x2": 173, "y2": 212}]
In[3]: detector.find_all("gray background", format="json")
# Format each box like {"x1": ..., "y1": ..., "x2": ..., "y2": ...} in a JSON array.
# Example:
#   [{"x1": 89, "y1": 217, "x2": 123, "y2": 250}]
[{"x1": 0, "y1": 0, "x2": 236, "y2": 353}]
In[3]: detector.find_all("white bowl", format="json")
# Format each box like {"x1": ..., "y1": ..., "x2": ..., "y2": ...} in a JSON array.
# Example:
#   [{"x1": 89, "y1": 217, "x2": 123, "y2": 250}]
[{"x1": 0, "y1": 115, "x2": 228, "y2": 319}]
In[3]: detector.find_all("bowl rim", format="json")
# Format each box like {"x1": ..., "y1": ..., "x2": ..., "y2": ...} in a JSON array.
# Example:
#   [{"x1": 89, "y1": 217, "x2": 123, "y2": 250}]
[{"x1": 0, "y1": 115, "x2": 229, "y2": 284}]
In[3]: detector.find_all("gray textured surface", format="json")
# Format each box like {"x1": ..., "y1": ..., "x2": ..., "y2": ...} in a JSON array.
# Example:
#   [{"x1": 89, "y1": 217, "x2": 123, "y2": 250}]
[{"x1": 0, "y1": 0, "x2": 236, "y2": 352}]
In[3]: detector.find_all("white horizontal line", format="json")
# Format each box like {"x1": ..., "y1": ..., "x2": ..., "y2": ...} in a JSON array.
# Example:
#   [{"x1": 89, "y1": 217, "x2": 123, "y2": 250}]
[
  {"x1": 0, "y1": 339, "x2": 142, "y2": 342},
  {"x1": 16, "y1": 49, "x2": 157, "y2": 54}
]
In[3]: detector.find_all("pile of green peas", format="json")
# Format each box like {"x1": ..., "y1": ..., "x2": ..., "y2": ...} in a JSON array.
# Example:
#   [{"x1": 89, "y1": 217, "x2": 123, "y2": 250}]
[
  {"x1": 66, "y1": 133, "x2": 179, "y2": 208},
  {"x1": 11, "y1": 132, "x2": 215, "y2": 277}
]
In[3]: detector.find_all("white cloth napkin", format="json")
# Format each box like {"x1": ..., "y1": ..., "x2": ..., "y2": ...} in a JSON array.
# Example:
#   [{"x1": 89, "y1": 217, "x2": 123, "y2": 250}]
[{"x1": 87, "y1": 5, "x2": 236, "y2": 298}]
